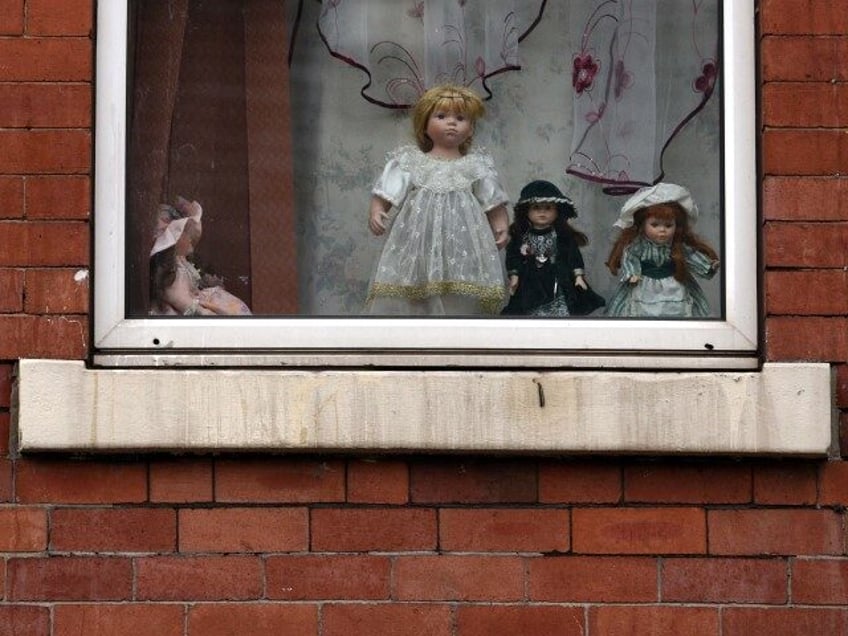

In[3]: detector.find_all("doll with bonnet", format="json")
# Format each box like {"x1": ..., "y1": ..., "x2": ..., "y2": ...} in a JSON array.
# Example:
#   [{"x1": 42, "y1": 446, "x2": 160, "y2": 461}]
[
  {"x1": 149, "y1": 197, "x2": 251, "y2": 316},
  {"x1": 605, "y1": 182, "x2": 719, "y2": 318}
]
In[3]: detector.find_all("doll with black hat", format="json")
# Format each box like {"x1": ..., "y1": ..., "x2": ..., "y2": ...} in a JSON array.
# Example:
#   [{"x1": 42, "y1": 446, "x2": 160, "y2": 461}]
[{"x1": 502, "y1": 180, "x2": 605, "y2": 317}]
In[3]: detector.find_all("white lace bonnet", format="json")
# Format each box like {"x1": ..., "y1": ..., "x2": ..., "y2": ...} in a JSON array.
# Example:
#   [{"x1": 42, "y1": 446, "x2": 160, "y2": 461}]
[{"x1": 614, "y1": 183, "x2": 698, "y2": 229}]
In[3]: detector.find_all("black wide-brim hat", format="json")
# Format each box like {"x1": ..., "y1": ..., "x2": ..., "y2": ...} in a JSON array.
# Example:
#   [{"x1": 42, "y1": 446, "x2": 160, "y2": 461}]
[{"x1": 515, "y1": 180, "x2": 577, "y2": 219}]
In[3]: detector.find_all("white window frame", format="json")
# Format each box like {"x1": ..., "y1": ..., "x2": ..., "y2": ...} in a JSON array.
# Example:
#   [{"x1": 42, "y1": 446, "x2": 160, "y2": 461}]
[{"x1": 93, "y1": 1, "x2": 757, "y2": 370}]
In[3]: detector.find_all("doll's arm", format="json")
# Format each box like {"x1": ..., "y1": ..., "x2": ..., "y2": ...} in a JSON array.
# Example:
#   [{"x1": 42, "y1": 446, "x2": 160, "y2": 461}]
[
  {"x1": 368, "y1": 195, "x2": 391, "y2": 236},
  {"x1": 485, "y1": 204, "x2": 509, "y2": 249},
  {"x1": 619, "y1": 247, "x2": 642, "y2": 284},
  {"x1": 162, "y1": 270, "x2": 215, "y2": 316},
  {"x1": 685, "y1": 245, "x2": 721, "y2": 279}
]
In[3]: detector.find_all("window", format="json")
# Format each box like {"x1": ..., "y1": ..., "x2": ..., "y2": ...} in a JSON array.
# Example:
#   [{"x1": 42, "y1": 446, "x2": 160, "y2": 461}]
[{"x1": 94, "y1": 0, "x2": 756, "y2": 369}]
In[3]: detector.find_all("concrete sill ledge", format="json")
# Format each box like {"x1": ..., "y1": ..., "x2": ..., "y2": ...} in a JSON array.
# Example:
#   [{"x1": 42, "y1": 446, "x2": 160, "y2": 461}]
[{"x1": 14, "y1": 360, "x2": 833, "y2": 455}]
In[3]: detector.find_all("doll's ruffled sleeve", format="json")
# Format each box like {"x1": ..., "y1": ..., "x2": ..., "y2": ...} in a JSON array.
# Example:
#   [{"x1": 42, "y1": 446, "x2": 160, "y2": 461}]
[
  {"x1": 684, "y1": 245, "x2": 719, "y2": 279},
  {"x1": 619, "y1": 245, "x2": 642, "y2": 281},
  {"x1": 471, "y1": 152, "x2": 509, "y2": 213},
  {"x1": 372, "y1": 149, "x2": 411, "y2": 208}
]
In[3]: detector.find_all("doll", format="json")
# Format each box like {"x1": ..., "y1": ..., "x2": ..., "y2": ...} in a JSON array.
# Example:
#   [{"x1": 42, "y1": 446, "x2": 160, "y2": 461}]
[
  {"x1": 149, "y1": 197, "x2": 251, "y2": 316},
  {"x1": 502, "y1": 180, "x2": 605, "y2": 317},
  {"x1": 365, "y1": 84, "x2": 509, "y2": 315},
  {"x1": 605, "y1": 182, "x2": 720, "y2": 318}
]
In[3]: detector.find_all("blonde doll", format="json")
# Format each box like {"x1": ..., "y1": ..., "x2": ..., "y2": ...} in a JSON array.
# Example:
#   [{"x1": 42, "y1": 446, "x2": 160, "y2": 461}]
[
  {"x1": 365, "y1": 84, "x2": 509, "y2": 315},
  {"x1": 605, "y1": 183, "x2": 719, "y2": 318}
]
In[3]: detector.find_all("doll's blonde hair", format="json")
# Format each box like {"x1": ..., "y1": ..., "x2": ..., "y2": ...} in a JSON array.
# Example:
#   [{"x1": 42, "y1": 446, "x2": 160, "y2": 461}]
[{"x1": 412, "y1": 84, "x2": 485, "y2": 154}]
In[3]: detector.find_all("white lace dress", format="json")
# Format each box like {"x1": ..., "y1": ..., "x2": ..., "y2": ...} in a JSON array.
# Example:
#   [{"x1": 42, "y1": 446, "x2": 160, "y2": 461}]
[{"x1": 366, "y1": 145, "x2": 508, "y2": 315}]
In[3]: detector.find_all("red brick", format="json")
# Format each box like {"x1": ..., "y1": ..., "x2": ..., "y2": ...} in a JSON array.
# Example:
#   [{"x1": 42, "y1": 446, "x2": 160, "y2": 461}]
[
  {"x1": 0, "y1": 221, "x2": 88, "y2": 266},
  {"x1": 0, "y1": 412, "x2": 9, "y2": 455},
  {"x1": 764, "y1": 223, "x2": 848, "y2": 268},
  {"x1": 0, "y1": 130, "x2": 90, "y2": 173},
  {"x1": 528, "y1": 556, "x2": 656, "y2": 602},
  {"x1": 409, "y1": 460, "x2": 537, "y2": 503},
  {"x1": 26, "y1": 176, "x2": 90, "y2": 220},
  {"x1": 347, "y1": 459, "x2": 408, "y2": 504},
  {"x1": 322, "y1": 604, "x2": 451, "y2": 636},
  {"x1": 179, "y1": 507, "x2": 308, "y2": 552},
  {"x1": 819, "y1": 461, "x2": 848, "y2": 505},
  {"x1": 8, "y1": 557, "x2": 132, "y2": 601},
  {"x1": 572, "y1": 507, "x2": 706, "y2": 555},
  {"x1": 149, "y1": 458, "x2": 213, "y2": 503},
  {"x1": 624, "y1": 463, "x2": 751, "y2": 504},
  {"x1": 793, "y1": 558, "x2": 848, "y2": 604},
  {"x1": 0, "y1": 83, "x2": 90, "y2": 128},
  {"x1": 0, "y1": 506, "x2": 47, "y2": 551},
  {"x1": 0, "y1": 176, "x2": 24, "y2": 218},
  {"x1": 763, "y1": 129, "x2": 848, "y2": 176},
  {"x1": 0, "y1": 605, "x2": 50, "y2": 636},
  {"x1": 841, "y1": 412, "x2": 848, "y2": 458},
  {"x1": 0, "y1": 268, "x2": 24, "y2": 312},
  {"x1": 837, "y1": 365, "x2": 848, "y2": 408},
  {"x1": 538, "y1": 460, "x2": 621, "y2": 503},
  {"x1": 0, "y1": 459, "x2": 11, "y2": 502},
  {"x1": 763, "y1": 82, "x2": 848, "y2": 128},
  {"x1": 136, "y1": 556, "x2": 263, "y2": 601},
  {"x1": 440, "y1": 508, "x2": 569, "y2": 552},
  {"x1": 761, "y1": 0, "x2": 848, "y2": 35},
  {"x1": 0, "y1": 315, "x2": 88, "y2": 358},
  {"x1": 766, "y1": 270, "x2": 848, "y2": 315},
  {"x1": 15, "y1": 459, "x2": 147, "y2": 504},
  {"x1": 763, "y1": 177, "x2": 848, "y2": 221},
  {"x1": 24, "y1": 268, "x2": 89, "y2": 314},
  {"x1": 723, "y1": 608, "x2": 848, "y2": 636},
  {"x1": 311, "y1": 508, "x2": 436, "y2": 552},
  {"x1": 590, "y1": 606, "x2": 719, "y2": 636},
  {"x1": 26, "y1": 0, "x2": 92, "y2": 36},
  {"x1": 766, "y1": 317, "x2": 848, "y2": 361},
  {"x1": 753, "y1": 463, "x2": 818, "y2": 504},
  {"x1": 762, "y1": 36, "x2": 848, "y2": 82},
  {"x1": 0, "y1": 0, "x2": 23, "y2": 35},
  {"x1": 214, "y1": 458, "x2": 345, "y2": 503},
  {"x1": 266, "y1": 555, "x2": 391, "y2": 600},
  {"x1": 51, "y1": 508, "x2": 176, "y2": 552},
  {"x1": 394, "y1": 555, "x2": 524, "y2": 601},
  {"x1": 708, "y1": 509, "x2": 843, "y2": 555},
  {"x1": 188, "y1": 604, "x2": 318, "y2": 636},
  {"x1": 0, "y1": 363, "x2": 11, "y2": 407},
  {"x1": 662, "y1": 557, "x2": 787, "y2": 603},
  {"x1": 457, "y1": 605, "x2": 585, "y2": 636},
  {"x1": 0, "y1": 38, "x2": 91, "y2": 81},
  {"x1": 54, "y1": 604, "x2": 184, "y2": 636}
]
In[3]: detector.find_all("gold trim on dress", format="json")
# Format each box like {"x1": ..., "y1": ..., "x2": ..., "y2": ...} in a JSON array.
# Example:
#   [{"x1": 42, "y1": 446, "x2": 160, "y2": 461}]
[{"x1": 369, "y1": 281, "x2": 506, "y2": 314}]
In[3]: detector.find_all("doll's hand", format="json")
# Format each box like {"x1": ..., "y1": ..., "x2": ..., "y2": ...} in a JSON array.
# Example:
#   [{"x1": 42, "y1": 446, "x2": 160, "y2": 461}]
[
  {"x1": 486, "y1": 205, "x2": 509, "y2": 249},
  {"x1": 710, "y1": 259, "x2": 721, "y2": 272},
  {"x1": 492, "y1": 227, "x2": 508, "y2": 250},
  {"x1": 369, "y1": 196, "x2": 391, "y2": 236},
  {"x1": 508, "y1": 274, "x2": 519, "y2": 295},
  {"x1": 628, "y1": 275, "x2": 640, "y2": 285},
  {"x1": 574, "y1": 275, "x2": 588, "y2": 290}
]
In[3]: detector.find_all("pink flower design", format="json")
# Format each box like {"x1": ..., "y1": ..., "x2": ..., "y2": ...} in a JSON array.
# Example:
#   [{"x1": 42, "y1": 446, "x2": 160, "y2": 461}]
[
  {"x1": 475, "y1": 56, "x2": 486, "y2": 77},
  {"x1": 572, "y1": 53, "x2": 599, "y2": 94},
  {"x1": 585, "y1": 101, "x2": 606, "y2": 124},
  {"x1": 613, "y1": 60, "x2": 633, "y2": 100},
  {"x1": 407, "y1": 2, "x2": 424, "y2": 19},
  {"x1": 694, "y1": 60, "x2": 718, "y2": 95}
]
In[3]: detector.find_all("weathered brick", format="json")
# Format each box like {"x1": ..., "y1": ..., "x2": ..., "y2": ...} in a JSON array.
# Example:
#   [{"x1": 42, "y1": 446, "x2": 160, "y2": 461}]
[
  {"x1": 0, "y1": 221, "x2": 88, "y2": 267},
  {"x1": 0, "y1": 38, "x2": 91, "y2": 81},
  {"x1": 0, "y1": 363, "x2": 11, "y2": 408},
  {"x1": 572, "y1": 508, "x2": 706, "y2": 555},
  {"x1": 266, "y1": 555, "x2": 391, "y2": 600},
  {"x1": 0, "y1": 506, "x2": 47, "y2": 551},
  {"x1": 0, "y1": 130, "x2": 90, "y2": 173},
  {"x1": 723, "y1": 608, "x2": 848, "y2": 636},
  {"x1": 662, "y1": 557, "x2": 787, "y2": 603},
  {"x1": 763, "y1": 82, "x2": 848, "y2": 128},
  {"x1": 589, "y1": 606, "x2": 719, "y2": 636},
  {"x1": 54, "y1": 604, "x2": 184, "y2": 636},
  {"x1": 761, "y1": 0, "x2": 848, "y2": 35},
  {"x1": 762, "y1": 36, "x2": 848, "y2": 82},
  {"x1": 763, "y1": 176, "x2": 848, "y2": 221},
  {"x1": 0, "y1": 605, "x2": 50, "y2": 636},
  {"x1": 766, "y1": 270, "x2": 848, "y2": 316},
  {"x1": 0, "y1": 315, "x2": 88, "y2": 359},
  {"x1": 0, "y1": 412, "x2": 9, "y2": 455},
  {"x1": 439, "y1": 508, "x2": 569, "y2": 552},
  {"x1": 311, "y1": 508, "x2": 436, "y2": 552},
  {"x1": 0, "y1": 458, "x2": 11, "y2": 502},
  {"x1": 819, "y1": 461, "x2": 848, "y2": 505},
  {"x1": 0, "y1": 268, "x2": 24, "y2": 312},
  {"x1": 0, "y1": 84, "x2": 90, "y2": 128},
  {"x1": 708, "y1": 509, "x2": 843, "y2": 555},
  {"x1": 538, "y1": 460, "x2": 622, "y2": 503},
  {"x1": 322, "y1": 604, "x2": 452, "y2": 636},
  {"x1": 624, "y1": 463, "x2": 751, "y2": 504},
  {"x1": 0, "y1": 176, "x2": 24, "y2": 218},
  {"x1": 149, "y1": 458, "x2": 213, "y2": 503},
  {"x1": 394, "y1": 555, "x2": 525, "y2": 601},
  {"x1": 837, "y1": 365, "x2": 848, "y2": 408},
  {"x1": 347, "y1": 459, "x2": 409, "y2": 504},
  {"x1": 456, "y1": 605, "x2": 585, "y2": 636},
  {"x1": 528, "y1": 556, "x2": 657, "y2": 602},
  {"x1": 51, "y1": 508, "x2": 176, "y2": 553},
  {"x1": 26, "y1": 176, "x2": 90, "y2": 220},
  {"x1": 15, "y1": 459, "x2": 147, "y2": 504},
  {"x1": 214, "y1": 458, "x2": 345, "y2": 503},
  {"x1": 766, "y1": 317, "x2": 848, "y2": 361},
  {"x1": 178, "y1": 507, "x2": 308, "y2": 553},
  {"x1": 0, "y1": 0, "x2": 23, "y2": 35},
  {"x1": 188, "y1": 604, "x2": 318, "y2": 636},
  {"x1": 753, "y1": 463, "x2": 818, "y2": 504},
  {"x1": 764, "y1": 223, "x2": 848, "y2": 268},
  {"x1": 24, "y1": 268, "x2": 89, "y2": 314},
  {"x1": 409, "y1": 459, "x2": 537, "y2": 503},
  {"x1": 792, "y1": 558, "x2": 848, "y2": 605},
  {"x1": 26, "y1": 0, "x2": 92, "y2": 36},
  {"x1": 763, "y1": 129, "x2": 848, "y2": 176},
  {"x1": 8, "y1": 557, "x2": 132, "y2": 601},
  {"x1": 136, "y1": 556, "x2": 263, "y2": 601}
]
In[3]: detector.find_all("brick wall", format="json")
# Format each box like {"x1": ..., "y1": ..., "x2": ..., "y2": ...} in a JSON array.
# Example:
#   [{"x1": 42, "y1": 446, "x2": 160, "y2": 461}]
[{"x1": 0, "y1": 1, "x2": 847, "y2": 635}]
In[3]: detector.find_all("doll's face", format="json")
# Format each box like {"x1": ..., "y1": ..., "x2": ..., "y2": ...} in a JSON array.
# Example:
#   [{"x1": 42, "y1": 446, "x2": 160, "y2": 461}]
[
  {"x1": 426, "y1": 108, "x2": 473, "y2": 153},
  {"x1": 527, "y1": 203, "x2": 558, "y2": 230},
  {"x1": 642, "y1": 210, "x2": 676, "y2": 244}
]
